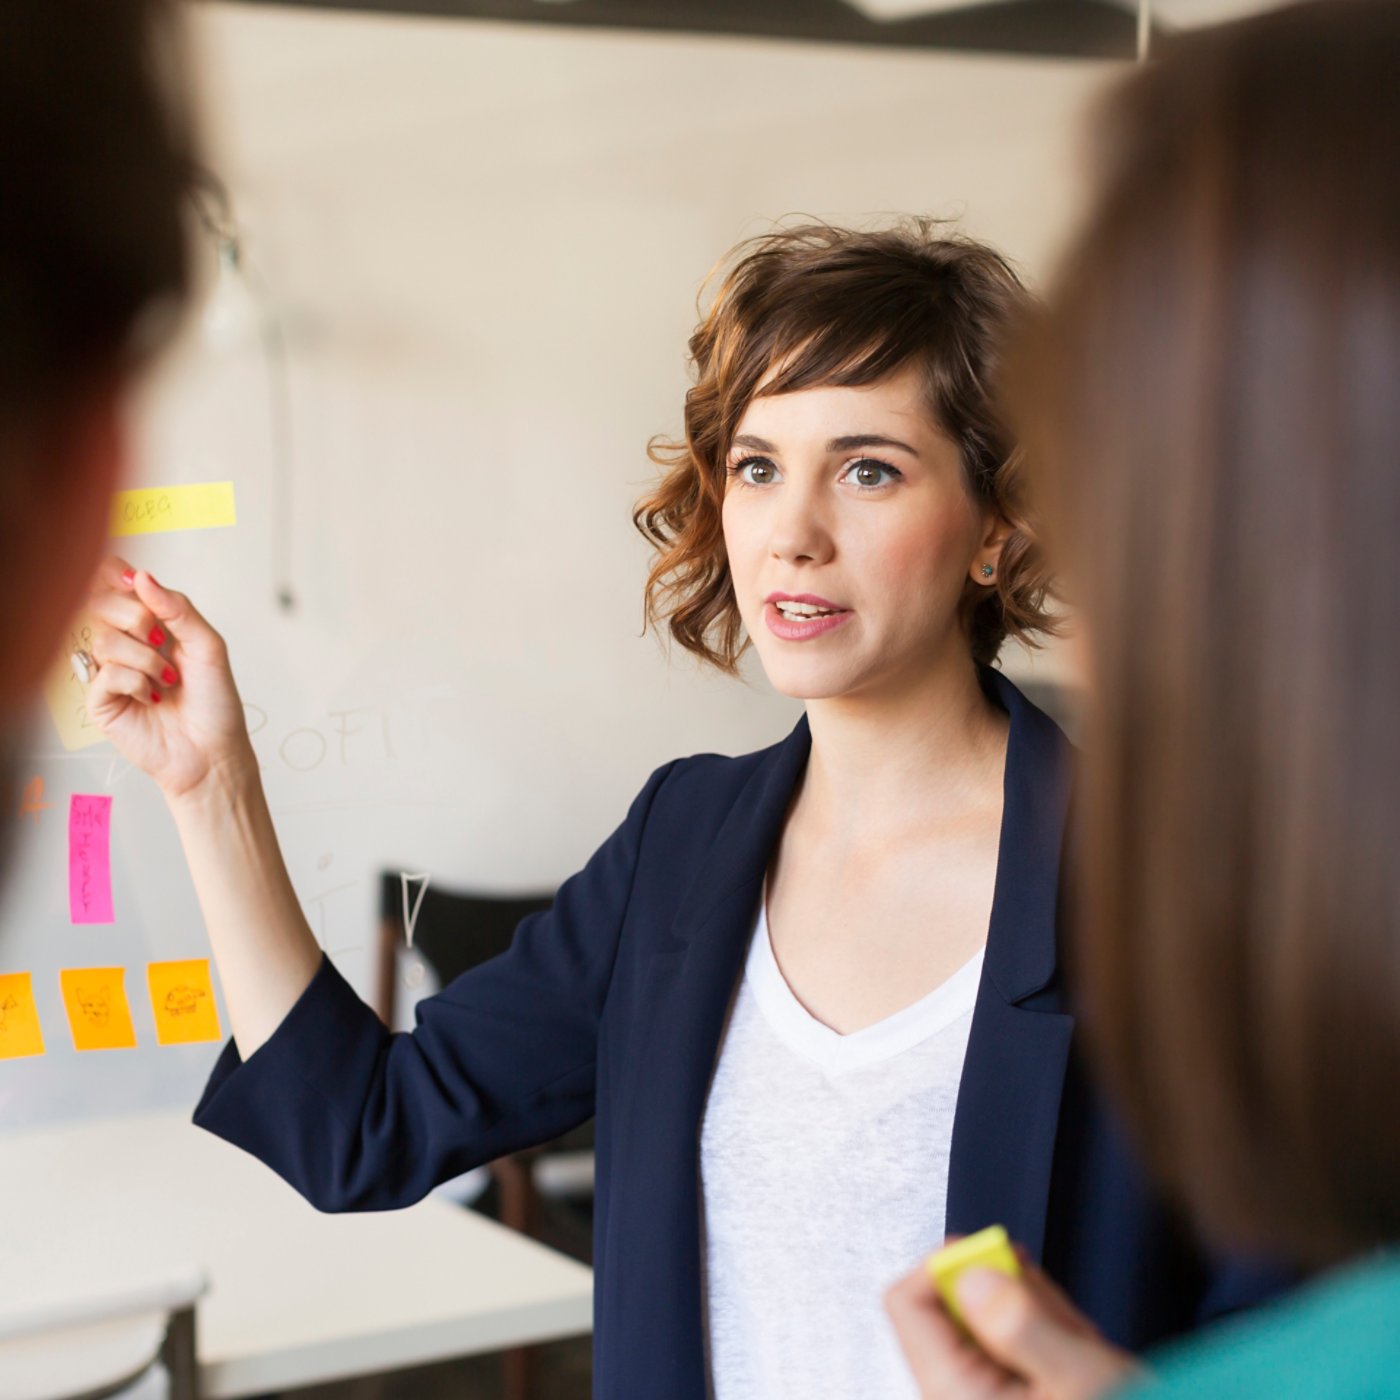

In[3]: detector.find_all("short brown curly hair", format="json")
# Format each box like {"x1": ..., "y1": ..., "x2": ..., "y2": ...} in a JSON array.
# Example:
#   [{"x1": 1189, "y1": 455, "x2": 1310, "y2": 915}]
[{"x1": 634, "y1": 220, "x2": 1057, "y2": 671}]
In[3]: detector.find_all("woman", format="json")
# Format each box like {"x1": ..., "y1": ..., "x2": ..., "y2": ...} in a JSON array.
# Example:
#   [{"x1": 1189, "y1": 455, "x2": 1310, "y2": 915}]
[
  {"x1": 85, "y1": 224, "x2": 1279, "y2": 1399},
  {"x1": 886, "y1": 2, "x2": 1400, "y2": 1395}
]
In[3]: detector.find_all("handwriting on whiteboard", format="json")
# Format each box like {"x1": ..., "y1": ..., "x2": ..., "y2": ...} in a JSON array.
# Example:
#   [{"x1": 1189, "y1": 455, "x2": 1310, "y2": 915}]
[{"x1": 243, "y1": 703, "x2": 396, "y2": 774}]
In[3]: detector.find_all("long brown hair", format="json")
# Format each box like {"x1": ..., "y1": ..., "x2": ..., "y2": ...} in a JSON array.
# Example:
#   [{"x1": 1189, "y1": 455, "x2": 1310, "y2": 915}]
[
  {"x1": 0, "y1": 0, "x2": 193, "y2": 422},
  {"x1": 635, "y1": 221, "x2": 1058, "y2": 671},
  {"x1": 1012, "y1": 0, "x2": 1400, "y2": 1265}
]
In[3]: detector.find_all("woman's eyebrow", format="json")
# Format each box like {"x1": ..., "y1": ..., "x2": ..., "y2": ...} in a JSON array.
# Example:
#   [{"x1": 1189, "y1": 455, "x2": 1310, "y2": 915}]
[
  {"x1": 731, "y1": 432, "x2": 921, "y2": 457},
  {"x1": 827, "y1": 433, "x2": 920, "y2": 457}
]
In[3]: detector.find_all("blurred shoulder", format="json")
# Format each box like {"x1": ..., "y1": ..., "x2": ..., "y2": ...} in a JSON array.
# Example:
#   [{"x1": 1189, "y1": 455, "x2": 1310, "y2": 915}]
[{"x1": 1125, "y1": 1255, "x2": 1400, "y2": 1400}]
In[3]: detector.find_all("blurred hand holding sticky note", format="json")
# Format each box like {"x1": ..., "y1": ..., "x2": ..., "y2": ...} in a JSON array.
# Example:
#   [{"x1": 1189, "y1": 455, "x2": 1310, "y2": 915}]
[
  {"x1": 110, "y1": 482, "x2": 236, "y2": 536},
  {"x1": 0, "y1": 973, "x2": 46, "y2": 1059},
  {"x1": 60, "y1": 968, "x2": 137, "y2": 1051},
  {"x1": 147, "y1": 959, "x2": 222, "y2": 1045},
  {"x1": 43, "y1": 614, "x2": 106, "y2": 751},
  {"x1": 69, "y1": 794, "x2": 115, "y2": 924},
  {"x1": 926, "y1": 1225, "x2": 1021, "y2": 1330}
]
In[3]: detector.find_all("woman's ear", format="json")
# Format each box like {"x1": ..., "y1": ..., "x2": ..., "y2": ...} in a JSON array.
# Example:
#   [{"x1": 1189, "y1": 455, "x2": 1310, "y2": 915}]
[{"x1": 968, "y1": 511, "x2": 1013, "y2": 587}]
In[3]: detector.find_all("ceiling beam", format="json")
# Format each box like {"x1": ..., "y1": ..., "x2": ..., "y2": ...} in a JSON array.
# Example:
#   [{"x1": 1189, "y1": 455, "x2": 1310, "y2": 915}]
[{"x1": 211, "y1": 0, "x2": 1149, "y2": 60}]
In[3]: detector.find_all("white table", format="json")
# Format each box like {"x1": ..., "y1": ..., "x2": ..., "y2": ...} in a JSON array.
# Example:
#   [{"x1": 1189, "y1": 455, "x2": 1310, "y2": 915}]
[{"x1": 0, "y1": 1111, "x2": 593, "y2": 1396}]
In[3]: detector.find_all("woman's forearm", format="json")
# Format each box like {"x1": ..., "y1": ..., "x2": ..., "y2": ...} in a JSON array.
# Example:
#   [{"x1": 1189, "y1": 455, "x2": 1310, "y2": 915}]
[{"x1": 168, "y1": 747, "x2": 323, "y2": 1058}]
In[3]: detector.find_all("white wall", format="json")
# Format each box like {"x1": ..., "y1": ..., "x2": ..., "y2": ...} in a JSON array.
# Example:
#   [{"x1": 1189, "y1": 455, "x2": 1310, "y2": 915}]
[{"x1": 2, "y1": 4, "x2": 1111, "y2": 1128}]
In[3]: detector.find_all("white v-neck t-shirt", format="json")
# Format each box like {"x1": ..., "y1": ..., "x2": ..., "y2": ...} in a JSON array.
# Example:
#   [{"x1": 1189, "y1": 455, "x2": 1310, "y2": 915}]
[{"x1": 699, "y1": 903, "x2": 984, "y2": 1400}]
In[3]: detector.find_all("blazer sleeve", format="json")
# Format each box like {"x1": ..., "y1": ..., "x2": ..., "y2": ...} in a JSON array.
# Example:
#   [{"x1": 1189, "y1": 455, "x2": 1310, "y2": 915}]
[{"x1": 192, "y1": 758, "x2": 678, "y2": 1212}]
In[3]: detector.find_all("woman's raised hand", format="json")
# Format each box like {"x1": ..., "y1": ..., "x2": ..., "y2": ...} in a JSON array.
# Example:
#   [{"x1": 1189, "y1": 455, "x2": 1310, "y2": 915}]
[{"x1": 85, "y1": 557, "x2": 254, "y2": 802}]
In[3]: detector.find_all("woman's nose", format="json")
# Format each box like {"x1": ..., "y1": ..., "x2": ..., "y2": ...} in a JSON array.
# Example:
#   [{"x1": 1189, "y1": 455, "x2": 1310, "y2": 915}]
[{"x1": 769, "y1": 483, "x2": 834, "y2": 566}]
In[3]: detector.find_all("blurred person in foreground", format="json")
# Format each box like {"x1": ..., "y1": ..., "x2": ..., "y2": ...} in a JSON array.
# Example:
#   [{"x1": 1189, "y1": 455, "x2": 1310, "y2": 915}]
[
  {"x1": 0, "y1": 0, "x2": 191, "y2": 749},
  {"x1": 885, "y1": 0, "x2": 1400, "y2": 1395}
]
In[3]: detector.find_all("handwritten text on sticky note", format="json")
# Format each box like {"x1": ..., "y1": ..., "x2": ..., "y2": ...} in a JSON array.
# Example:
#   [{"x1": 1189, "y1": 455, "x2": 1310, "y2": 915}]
[
  {"x1": 69, "y1": 795, "x2": 114, "y2": 924},
  {"x1": 147, "y1": 960, "x2": 222, "y2": 1046},
  {"x1": 0, "y1": 973, "x2": 46, "y2": 1059},
  {"x1": 44, "y1": 615, "x2": 106, "y2": 752},
  {"x1": 109, "y1": 482, "x2": 237, "y2": 537},
  {"x1": 60, "y1": 967, "x2": 137, "y2": 1051}
]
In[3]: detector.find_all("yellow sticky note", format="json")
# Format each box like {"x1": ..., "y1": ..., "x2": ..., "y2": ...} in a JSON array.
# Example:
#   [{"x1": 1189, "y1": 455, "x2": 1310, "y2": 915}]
[
  {"x1": 110, "y1": 482, "x2": 237, "y2": 537},
  {"x1": 926, "y1": 1225, "x2": 1021, "y2": 1329},
  {"x1": 43, "y1": 614, "x2": 106, "y2": 751},
  {"x1": 0, "y1": 973, "x2": 46, "y2": 1059},
  {"x1": 147, "y1": 959, "x2": 222, "y2": 1046},
  {"x1": 60, "y1": 968, "x2": 138, "y2": 1051}
]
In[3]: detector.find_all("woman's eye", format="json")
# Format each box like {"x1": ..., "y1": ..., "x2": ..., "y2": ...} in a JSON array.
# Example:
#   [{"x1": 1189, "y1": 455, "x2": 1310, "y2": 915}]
[
  {"x1": 844, "y1": 458, "x2": 900, "y2": 489},
  {"x1": 732, "y1": 457, "x2": 778, "y2": 485}
]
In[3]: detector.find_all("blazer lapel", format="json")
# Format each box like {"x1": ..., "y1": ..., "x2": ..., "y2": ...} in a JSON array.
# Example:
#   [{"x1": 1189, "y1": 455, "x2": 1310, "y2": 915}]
[
  {"x1": 946, "y1": 670, "x2": 1077, "y2": 1261},
  {"x1": 647, "y1": 714, "x2": 812, "y2": 1115},
  {"x1": 618, "y1": 720, "x2": 812, "y2": 1395}
]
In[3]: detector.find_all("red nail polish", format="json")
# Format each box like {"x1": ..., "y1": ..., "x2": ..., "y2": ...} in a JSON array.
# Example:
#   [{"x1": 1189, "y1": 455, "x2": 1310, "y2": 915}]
[
  {"x1": 149, "y1": 627, "x2": 166, "y2": 648},
  {"x1": 150, "y1": 690, "x2": 162, "y2": 704},
  {"x1": 161, "y1": 666, "x2": 178, "y2": 686},
  {"x1": 120, "y1": 568, "x2": 136, "y2": 587}
]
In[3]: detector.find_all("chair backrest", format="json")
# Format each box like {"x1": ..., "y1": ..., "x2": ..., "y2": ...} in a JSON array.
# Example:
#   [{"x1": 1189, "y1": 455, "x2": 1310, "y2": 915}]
[
  {"x1": 375, "y1": 874, "x2": 553, "y2": 1024},
  {"x1": 0, "y1": 1267, "x2": 205, "y2": 1400}
]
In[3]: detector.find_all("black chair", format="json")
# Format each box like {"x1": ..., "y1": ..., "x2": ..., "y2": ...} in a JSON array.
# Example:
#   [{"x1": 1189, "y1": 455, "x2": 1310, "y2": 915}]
[
  {"x1": 373, "y1": 873, "x2": 596, "y2": 1244},
  {"x1": 374, "y1": 875, "x2": 596, "y2": 1400}
]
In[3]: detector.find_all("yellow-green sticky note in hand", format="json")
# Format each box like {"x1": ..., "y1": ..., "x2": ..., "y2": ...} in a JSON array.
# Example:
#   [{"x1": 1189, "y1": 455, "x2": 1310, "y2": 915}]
[{"x1": 926, "y1": 1224, "x2": 1021, "y2": 1329}]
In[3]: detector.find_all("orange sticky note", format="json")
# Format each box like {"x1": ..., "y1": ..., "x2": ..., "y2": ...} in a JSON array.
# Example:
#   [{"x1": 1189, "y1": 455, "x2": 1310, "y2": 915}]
[
  {"x1": 147, "y1": 960, "x2": 222, "y2": 1046},
  {"x1": 0, "y1": 973, "x2": 46, "y2": 1059},
  {"x1": 60, "y1": 968, "x2": 138, "y2": 1051}
]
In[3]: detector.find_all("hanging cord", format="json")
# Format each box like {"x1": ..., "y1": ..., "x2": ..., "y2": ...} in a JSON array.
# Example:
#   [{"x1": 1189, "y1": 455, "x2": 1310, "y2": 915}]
[{"x1": 188, "y1": 170, "x2": 298, "y2": 612}]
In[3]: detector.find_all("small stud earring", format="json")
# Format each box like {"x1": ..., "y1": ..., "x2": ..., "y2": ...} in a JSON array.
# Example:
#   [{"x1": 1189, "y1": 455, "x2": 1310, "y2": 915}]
[{"x1": 980, "y1": 564, "x2": 995, "y2": 579}]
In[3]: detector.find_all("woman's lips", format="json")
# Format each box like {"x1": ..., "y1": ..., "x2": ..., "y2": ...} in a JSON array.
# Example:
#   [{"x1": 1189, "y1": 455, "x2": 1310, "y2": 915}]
[{"x1": 763, "y1": 601, "x2": 853, "y2": 642}]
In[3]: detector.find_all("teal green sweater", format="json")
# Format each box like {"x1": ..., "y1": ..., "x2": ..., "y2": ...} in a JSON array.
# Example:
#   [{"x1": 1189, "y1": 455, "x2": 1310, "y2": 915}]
[{"x1": 1121, "y1": 1254, "x2": 1400, "y2": 1399}]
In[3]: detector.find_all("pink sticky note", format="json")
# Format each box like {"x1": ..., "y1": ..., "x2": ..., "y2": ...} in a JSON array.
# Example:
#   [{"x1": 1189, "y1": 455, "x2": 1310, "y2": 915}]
[{"x1": 69, "y1": 794, "x2": 114, "y2": 925}]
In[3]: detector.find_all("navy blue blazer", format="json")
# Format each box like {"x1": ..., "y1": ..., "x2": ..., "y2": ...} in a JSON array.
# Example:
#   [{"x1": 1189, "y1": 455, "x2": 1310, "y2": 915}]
[{"x1": 194, "y1": 670, "x2": 1284, "y2": 1397}]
